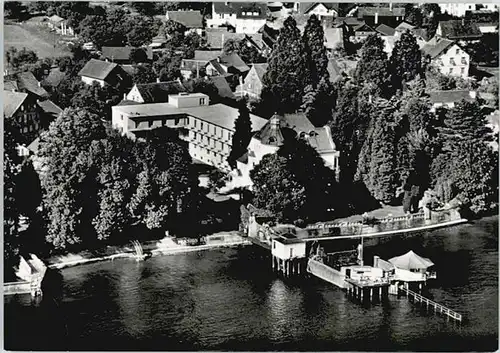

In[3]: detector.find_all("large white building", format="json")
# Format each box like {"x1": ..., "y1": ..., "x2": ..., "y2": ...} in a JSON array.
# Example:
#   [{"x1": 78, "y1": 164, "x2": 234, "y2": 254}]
[
  {"x1": 232, "y1": 113, "x2": 340, "y2": 189},
  {"x1": 422, "y1": 38, "x2": 470, "y2": 78},
  {"x1": 207, "y1": 2, "x2": 267, "y2": 34},
  {"x1": 112, "y1": 93, "x2": 267, "y2": 171},
  {"x1": 438, "y1": 3, "x2": 476, "y2": 17}
]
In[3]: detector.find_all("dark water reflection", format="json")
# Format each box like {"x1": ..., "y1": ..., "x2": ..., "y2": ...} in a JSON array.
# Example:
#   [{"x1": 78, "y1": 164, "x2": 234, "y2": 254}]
[{"x1": 4, "y1": 217, "x2": 498, "y2": 351}]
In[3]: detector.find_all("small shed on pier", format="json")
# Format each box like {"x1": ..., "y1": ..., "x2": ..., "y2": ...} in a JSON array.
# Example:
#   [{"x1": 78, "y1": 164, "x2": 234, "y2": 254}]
[{"x1": 272, "y1": 236, "x2": 306, "y2": 260}]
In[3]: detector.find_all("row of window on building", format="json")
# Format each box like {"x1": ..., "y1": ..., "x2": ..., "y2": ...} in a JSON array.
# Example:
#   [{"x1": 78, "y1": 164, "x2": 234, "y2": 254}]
[{"x1": 190, "y1": 117, "x2": 233, "y2": 141}]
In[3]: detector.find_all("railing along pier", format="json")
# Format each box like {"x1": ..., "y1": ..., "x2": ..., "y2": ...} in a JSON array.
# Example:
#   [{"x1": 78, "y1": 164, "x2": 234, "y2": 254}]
[{"x1": 399, "y1": 286, "x2": 462, "y2": 323}]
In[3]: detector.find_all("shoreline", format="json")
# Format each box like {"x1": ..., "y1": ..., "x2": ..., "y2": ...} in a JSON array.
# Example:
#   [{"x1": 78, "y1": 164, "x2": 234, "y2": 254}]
[{"x1": 47, "y1": 240, "x2": 252, "y2": 270}]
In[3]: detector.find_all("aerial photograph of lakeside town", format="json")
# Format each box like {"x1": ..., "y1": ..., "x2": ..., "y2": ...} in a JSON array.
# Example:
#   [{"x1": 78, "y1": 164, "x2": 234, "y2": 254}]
[{"x1": 3, "y1": 0, "x2": 499, "y2": 351}]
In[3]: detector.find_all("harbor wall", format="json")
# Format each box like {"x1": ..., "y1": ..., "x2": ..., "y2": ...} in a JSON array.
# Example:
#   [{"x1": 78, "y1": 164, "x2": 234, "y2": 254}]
[
  {"x1": 307, "y1": 258, "x2": 347, "y2": 288},
  {"x1": 4, "y1": 281, "x2": 31, "y2": 295}
]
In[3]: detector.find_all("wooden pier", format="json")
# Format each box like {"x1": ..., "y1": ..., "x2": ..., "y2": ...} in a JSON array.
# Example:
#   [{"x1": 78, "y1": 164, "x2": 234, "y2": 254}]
[
  {"x1": 345, "y1": 278, "x2": 390, "y2": 302},
  {"x1": 399, "y1": 286, "x2": 462, "y2": 323}
]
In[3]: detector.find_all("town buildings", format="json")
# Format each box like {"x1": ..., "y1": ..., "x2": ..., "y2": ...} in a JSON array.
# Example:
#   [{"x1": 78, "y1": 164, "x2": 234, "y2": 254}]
[
  {"x1": 46, "y1": 14, "x2": 74, "y2": 36},
  {"x1": 238, "y1": 63, "x2": 268, "y2": 98},
  {"x1": 166, "y1": 10, "x2": 204, "y2": 35},
  {"x1": 101, "y1": 47, "x2": 153, "y2": 64},
  {"x1": 422, "y1": 38, "x2": 470, "y2": 78},
  {"x1": 112, "y1": 93, "x2": 267, "y2": 171},
  {"x1": 436, "y1": 20, "x2": 483, "y2": 43},
  {"x1": 438, "y1": 3, "x2": 477, "y2": 17},
  {"x1": 126, "y1": 81, "x2": 187, "y2": 104},
  {"x1": 78, "y1": 59, "x2": 130, "y2": 87},
  {"x1": 234, "y1": 113, "x2": 340, "y2": 189},
  {"x1": 207, "y1": 2, "x2": 267, "y2": 34},
  {"x1": 302, "y1": 3, "x2": 339, "y2": 20}
]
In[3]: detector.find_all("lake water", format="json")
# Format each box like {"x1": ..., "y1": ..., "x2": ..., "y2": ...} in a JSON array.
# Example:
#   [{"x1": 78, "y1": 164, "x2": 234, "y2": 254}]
[{"x1": 4, "y1": 217, "x2": 498, "y2": 351}]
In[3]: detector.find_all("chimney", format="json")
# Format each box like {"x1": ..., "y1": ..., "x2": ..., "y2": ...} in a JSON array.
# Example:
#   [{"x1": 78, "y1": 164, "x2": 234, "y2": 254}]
[
  {"x1": 156, "y1": 77, "x2": 160, "y2": 83},
  {"x1": 462, "y1": 18, "x2": 465, "y2": 26},
  {"x1": 373, "y1": 255, "x2": 380, "y2": 268},
  {"x1": 38, "y1": 81, "x2": 41, "y2": 87},
  {"x1": 469, "y1": 91, "x2": 477, "y2": 99},
  {"x1": 374, "y1": 12, "x2": 379, "y2": 24},
  {"x1": 123, "y1": 93, "x2": 127, "y2": 100},
  {"x1": 389, "y1": 3, "x2": 392, "y2": 11}
]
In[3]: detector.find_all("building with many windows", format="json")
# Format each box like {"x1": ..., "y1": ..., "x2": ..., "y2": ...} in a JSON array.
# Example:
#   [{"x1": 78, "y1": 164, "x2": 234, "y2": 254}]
[
  {"x1": 112, "y1": 93, "x2": 268, "y2": 171},
  {"x1": 207, "y1": 2, "x2": 267, "y2": 34},
  {"x1": 422, "y1": 38, "x2": 470, "y2": 78}
]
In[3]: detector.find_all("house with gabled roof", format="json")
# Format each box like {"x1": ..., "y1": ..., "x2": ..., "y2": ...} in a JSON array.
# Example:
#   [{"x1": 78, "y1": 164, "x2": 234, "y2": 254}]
[
  {"x1": 46, "y1": 14, "x2": 74, "y2": 36},
  {"x1": 422, "y1": 38, "x2": 470, "y2": 78},
  {"x1": 126, "y1": 81, "x2": 187, "y2": 104},
  {"x1": 5, "y1": 71, "x2": 49, "y2": 100},
  {"x1": 357, "y1": 5, "x2": 405, "y2": 27},
  {"x1": 238, "y1": 63, "x2": 268, "y2": 98},
  {"x1": 78, "y1": 59, "x2": 130, "y2": 87},
  {"x1": 207, "y1": 2, "x2": 267, "y2": 34},
  {"x1": 375, "y1": 23, "x2": 396, "y2": 36},
  {"x1": 209, "y1": 76, "x2": 236, "y2": 99},
  {"x1": 166, "y1": 10, "x2": 203, "y2": 35},
  {"x1": 206, "y1": 53, "x2": 250, "y2": 77},
  {"x1": 302, "y1": 3, "x2": 339, "y2": 19},
  {"x1": 3, "y1": 90, "x2": 41, "y2": 145},
  {"x1": 428, "y1": 89, "x2": 478, "y2": 111},
  {"x1": 205, "y1": 29, "x2": 264, "y2": 53},
  {"x1": 436, "y1": 20, "x2": 482, "y2": 43},
  {"x1": 352, "y1": 23, "x2": 376, "y2": 42}
]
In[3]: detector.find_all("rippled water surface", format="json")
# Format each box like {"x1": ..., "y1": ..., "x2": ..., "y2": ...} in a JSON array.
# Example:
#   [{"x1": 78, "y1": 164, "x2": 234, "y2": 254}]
[{"x1": 5, "y1": 217, "x2": 498, "y2": 351}]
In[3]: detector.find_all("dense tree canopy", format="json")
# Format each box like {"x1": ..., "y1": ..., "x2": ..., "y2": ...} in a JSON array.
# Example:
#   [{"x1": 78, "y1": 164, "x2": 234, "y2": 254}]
[
  {"x1": 228, "y1": 101, "x2": 253, "y2": 169},
  {"x1": 355, "y1": 34, "x2": 390, "y2": 95},
  {"x1": 389, "y1": 30, "x2": 423, "y2": 91},
  {"x1": 302, "y1": 14, "x2": 330, "y2": 87},
  {"x1": 261, "y1": 16, "x2": 309, "y2": 113}
]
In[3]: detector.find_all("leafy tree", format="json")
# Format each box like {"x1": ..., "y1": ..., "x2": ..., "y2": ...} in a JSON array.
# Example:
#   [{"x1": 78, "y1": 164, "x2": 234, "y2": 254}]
[
  {"x1": 223, "y1": 38, "x2": 240, "y2": 55},
  {"x1": 4, "y1": 1, "x2": 25, "y2": 18},
  {"x1": 127, "y1": 15, "x2": 157, "y2": 47},
  {"x1": 182, "y1": 32, "x2": 203, "y2": 59},
  {"x1": 78, "y1": 14, "x2": 112, "y2": 49},
  {"x1": 6, "y1": 47, "x2": 38, "y2": 69},
  {"x1": 421, "y1": 3, "x2": 441, "y2": 38},
  {"x1": 49, "y1": 1, "x2": 91, "y2": 30},
  {"x1": 153, "y1": 51, "x2": 182, "y2": 81},
  {"x1": 251, "y1": 135, "x2": 338, "y2": 223},
  {"x1": 302, "y1": 76, "x2": 336, "y2": 127},
  {"x1": 389, "y1": 30, "x2": 422, "y2": 91},
  {"x1": 70, "y1": 82, "x2": 120, "y2": 119},
  {"x1": 355, "y1": 34, "x2": 390, "y2": 95},
  {"x1": 404, "y1": 4, "x2": 423, "y2": 26},
  {"x1": 227, "y1": 100, "x2": 252, "y2": 168},
  {"x1": 250, "y1": 153, "x2": 308, "y2": 223},
  {"x1": 128, "y1": 1, "x2": 159, "y2": 16},
  {"x1": 129, "y1": 48, "x2": 149, "y2": 64},
  {"x1": 302, "y1": 14, "x2": 329, "y2": 87},
  {"x1": 261, "y1": 16, "x2": 308, "y2": 113},
  {"x1": 185, "y1": 77, "x2": 220, "y2": 103},
  {"x1": 132, "y1": 64, "x2": 157, "y2": 84},
  {"x1": 37, "y1": 108, "x2": 108, "y2": 249},
  {"x1": 50, "y1": 75, "x2": 85, "y2": 109}
]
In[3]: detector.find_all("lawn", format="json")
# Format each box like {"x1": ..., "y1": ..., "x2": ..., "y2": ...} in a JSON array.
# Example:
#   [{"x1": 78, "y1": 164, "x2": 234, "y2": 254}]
[{"x1": 4, "y1": 23, "x2": 71, "y2": 61}]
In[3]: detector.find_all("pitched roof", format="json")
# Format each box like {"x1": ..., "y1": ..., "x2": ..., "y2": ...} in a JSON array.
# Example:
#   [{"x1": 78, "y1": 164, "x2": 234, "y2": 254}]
[
  {"x1": 205, "y1": 31, "x2": 264, "y2": 50},
  {"x1": 333, "y1": 17, "x2": 365, "y2": 27},
  {"x1": 357, "y1": 6, "x2": 405, "y2": 18},
  {"x1": 166, "y1": 10, "x2": 203, "y2": 28},
  {"x1": 42, "y1": 67, "x2": 65, "y2": 88},
  {"x1": 28, "y1": 137, "x2": 40, "y2": 154},
  {"x1": 194, "y1": 50, "x2": 221, "y2": 61},
  {"x1": 395, "y1": 21, "x2": 416, "y2": 32},
  {"x1": 16, "y1": 71, "x2": 49, "y2": 98},
  {"x1": 259, "y1": 24, "x2": 279, "y2": 48},
  {"x1": 181, "y1": 59, "x2": 211, "y2": 72},
  {"x1": 102, "y1": 47, "x2": 153, "y2": 62},
  {"x1": 428, "y1": 90, "x2": 476, "y2": 104},
  {"x1": 219, "y1": 53, "x2": 250, "y2": 72},
  {"x1": 209, "y1": 76, "x2": 235, "y2": 99},
  {"x1": 251, "y1": 63, "x2": 268, "y2": 81},
  {"x1": 421, "y1": 38, "x2": 456, "y2": 59},
  {"x1": 254, "y1": 113, "x2": 337, "y2": 152},
  {"x1": 134, "y1": 81, "x2": 187, "y2": 103},
  {"x1": 438, "y1": 20, "x2": 482, "y2": 39},
  {"x1": 354, "y1": 23, "x2": 376, "y2": 33},
  {"x1": 78, "y1": 59, "x2": 118, "y2": 80},
  {"x1": 303, "y1": 2, "x2": 339, "y2": 14},
  {"x1": 37, "y1": 99, "x2": 63, "y2": 117},
  {"x1": 3, "y1": 90, "x2": 28, "y2": 118},
  {"x1": 388, "y1": 250, "x2": 434, "y2": 270},
  {"x1": 48, "y1": 14, "x2": 64, "y2": 23},
  {"x1": 375, "y1": 23, "x2": 396, "y2": 36},
  {"x1": 4, "y1": 80, "x2": 18, "y2": 91}
]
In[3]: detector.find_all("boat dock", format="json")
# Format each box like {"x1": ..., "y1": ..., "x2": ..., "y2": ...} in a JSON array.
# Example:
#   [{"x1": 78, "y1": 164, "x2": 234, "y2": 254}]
[{"x1": 399, "y1": 286, "x2": 463, "y2": 323}]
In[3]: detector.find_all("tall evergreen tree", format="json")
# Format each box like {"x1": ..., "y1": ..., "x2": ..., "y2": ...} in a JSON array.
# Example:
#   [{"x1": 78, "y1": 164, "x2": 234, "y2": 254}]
[
  {"x1": 261, "y1": 16, "x2": 308, "y2": 113},
  {"x1": 302, "y1": 76, "x2": 336, "y2": 127},
  {"x1": 355, "y1": 34, "x2": 390, "y2": 96},
  {"x1": 356, "y1": 98, "x2": 400, "y2": 204},
  {"x1": 389, "y1": 30, "x2": 422, "y2": 91},
  {"x1": 303, "y1": 14, "x2": 330, "y2": 87},
  {"x1": 227, "y1": 101, "x2": 252, "y2": 169}
]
